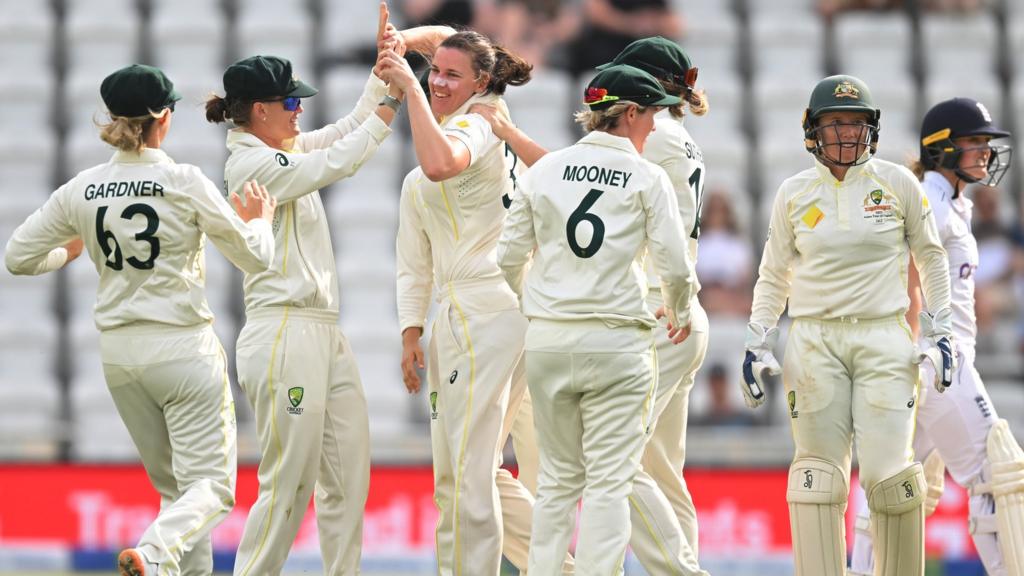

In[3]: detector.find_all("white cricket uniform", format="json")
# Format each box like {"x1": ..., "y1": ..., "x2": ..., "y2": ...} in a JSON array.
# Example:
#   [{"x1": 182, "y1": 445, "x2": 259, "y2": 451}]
[
  {"x1": 498, "y1": 130, "x2": 696, "y2": 575},
  {"x1": 396, "y1": 93, "x2": 545, "y2": 576},
  {"x1": 627, "y1": 111, "x2": 710, "y2": 575},
  {"x1": 752, "y1": 155, "x2": 951, "y2": 575},
  {"x1": 850, "y1": 171, "x2": 1008, "y2": 576},
  {"x1": 226, "y1": 72, "x2": 390, "y2": 576},
  {"x1": 5, "y1": 147, "x2": 275, "y2": 576}
]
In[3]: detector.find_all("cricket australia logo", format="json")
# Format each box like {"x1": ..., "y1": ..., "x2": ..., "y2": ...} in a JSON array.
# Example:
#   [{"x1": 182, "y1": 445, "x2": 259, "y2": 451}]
[
  {"x1": 862, "y1": 189, "x2": 895, "y2": 223},
  {"x1": 834, "y1": 80, "x2": 860, "y2": 99},
  {"x1": 429, "y1": 391, "x2": 439, "y2": 420},
  {"x1": 287, "y1": 387, "x2": 304, "y2": 415},
  {"x1": 788, "y1": 391, "x2": 798, "y2": 419},
  {"x1": 902, "y1": 480, "x2": 915, "y2": 499}
]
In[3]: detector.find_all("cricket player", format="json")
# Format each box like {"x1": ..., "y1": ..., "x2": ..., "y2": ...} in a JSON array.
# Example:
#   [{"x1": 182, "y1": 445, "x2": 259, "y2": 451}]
[
  {"x1": 204, "y1": 9, "x2": 450, "y2": 572},
  {"x1": 473, "y1": 36, "x2": 711, "y2": 574},
  {"x1": 498, "y1": 63, "x2": 697, "y2": 575},
  {"x1": 379, "y1": 31, "x2": 561, "y2": 574},
  {"x1": 740, "y1": 74, "x2": 954, "y2": 576},
  {"x1": 5, "y1": 64, "x2": 277, "y2": 576},
  {"x1": 849, "y1": 98, "x2": 1024, "y2": 576}
]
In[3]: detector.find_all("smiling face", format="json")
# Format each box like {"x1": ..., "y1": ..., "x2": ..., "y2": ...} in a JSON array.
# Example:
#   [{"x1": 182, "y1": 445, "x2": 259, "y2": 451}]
[
  {"x1": 254, "y1": 97, "x2": 303, "y2": 146},
  {"x1": 429, "y1": 47, "x2": 488, "y2": 118},
  {"x1": 953, "y1": 135, "x2": 993, "y2": 181},
  {"x1": 815, "y1": 110, "x2": 871, "y2": 166}
]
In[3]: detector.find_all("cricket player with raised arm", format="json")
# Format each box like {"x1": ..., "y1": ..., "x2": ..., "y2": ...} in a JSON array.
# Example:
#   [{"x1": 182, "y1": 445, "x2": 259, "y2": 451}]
[
  {"x1": 497, "y1": 63, "x2": 697, "y2": 575},
  {"x1": 740, "y1": 74, "x2": 954, "y2": 576},
  {"x1": 5, "y1": 64, "x2": 277, "y2": 576},
  {"x1": 204, "y1": 6, "x2": 452, "y2": 573}
]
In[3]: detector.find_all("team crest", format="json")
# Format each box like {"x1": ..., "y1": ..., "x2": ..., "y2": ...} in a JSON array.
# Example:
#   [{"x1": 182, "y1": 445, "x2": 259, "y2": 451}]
[
  {"x1": 863, "y1": 189, "x2": 895, "y2": 223},
  {"x1": 429, "y1": 391, "x2": 438, "y2": 420},
  {"x1": 788, "y1": 391, "x2": 798, "y2": 418},
  {"x1": 870, "y1": 189, "x2": 884, "y2": 205},
  {"x1": 834, "y1": 81, "x2": 860, "y2": 99},
  {"x1": 287, "y1": 387, "x2": 304, "y2": 415}
]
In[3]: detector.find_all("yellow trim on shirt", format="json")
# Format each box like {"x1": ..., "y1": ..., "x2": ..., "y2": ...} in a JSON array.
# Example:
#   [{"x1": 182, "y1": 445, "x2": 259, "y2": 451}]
[
  {"x1": 439, "y1": 181, "x2": 460, "y2": 241},
  {"x1": 446, "y1": 282, "x2": 477, "y2": 576},
  {"x1": 239, "y1": 204, "x2": 293, "y2": 576}
]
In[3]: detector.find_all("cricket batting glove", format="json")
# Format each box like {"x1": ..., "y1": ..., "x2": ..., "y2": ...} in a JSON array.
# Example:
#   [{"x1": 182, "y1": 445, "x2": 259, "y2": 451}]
[
  {"x1": 740, "y1": 322, "x2": 781, "y2": 409},
  {"x1": 918, "y1": 307, "x2": 956, "y2": 393}
]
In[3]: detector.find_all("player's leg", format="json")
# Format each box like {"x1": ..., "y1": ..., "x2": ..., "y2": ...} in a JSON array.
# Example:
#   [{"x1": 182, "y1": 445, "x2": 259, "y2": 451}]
[
  {"x1": 575, "y1": 327, "x2": 657, "y2": 575},
  {"x1": 634, "y1": 295, "x2": 708, "y2": 570},
  {"x1": 233, "y1": 315, "x2": 330, "y2": 576},
  {"x1": 783, "y1": 319, "x2": 855, "y2": 576},
  {"x1": 851, "y1": 318, "x2": 924, "y2": 576},
  {"x1": 525, "y1": 342, "x2": 585, "y2": 575},
  {"x1": 316, "y1": 327, "x2": 371, "y2": 575},
  {"x1": 509, "y1": 375, "x2": 538, "y2": 494},
  {"x1": 426, "y1": 319, "x2": 456, "y2": 576},
  {"x1": 916, "y1": 349, "x2": 1019, "y2": 576}
]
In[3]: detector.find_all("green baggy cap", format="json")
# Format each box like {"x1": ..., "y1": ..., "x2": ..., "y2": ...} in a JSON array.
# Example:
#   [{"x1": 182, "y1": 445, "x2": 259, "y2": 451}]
[
  {"x1": 100, "y1": 64, "x2": 181, "y2": 117},
  {"x1": 584, "y1": 64, "x2": 682, "y2": 110},
  {"x1": 223, "y1": 55, "x2": 318, "y2": 101}
]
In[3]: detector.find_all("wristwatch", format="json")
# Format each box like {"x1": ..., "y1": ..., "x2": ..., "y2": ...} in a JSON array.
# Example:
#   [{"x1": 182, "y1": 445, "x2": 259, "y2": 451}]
[{"x1": 379, "y1": 94, "x2": 402, "y2": 112}]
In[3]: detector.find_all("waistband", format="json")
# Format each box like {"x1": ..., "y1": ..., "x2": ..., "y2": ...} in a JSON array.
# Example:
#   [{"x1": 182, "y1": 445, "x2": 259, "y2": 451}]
[
  {"x1": 794, "y1": 312, "x2": 904, "y2": 325},
  {"x1": 529, "y1": 317, "x2": 649, "y2": 331},
  {"x1": 102, "y1": 321, "x2": 213, "y2": 337},
  {"x1": 245, "y1": 306, "x2": 339, "y2": 324},
  {"x1": 436, "y1": 276, "x2": 511, "y2": 302}
]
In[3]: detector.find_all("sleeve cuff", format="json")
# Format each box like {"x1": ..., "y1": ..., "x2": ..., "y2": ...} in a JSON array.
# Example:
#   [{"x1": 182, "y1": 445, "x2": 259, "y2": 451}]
[{"x1": 362, "y1": 113, "x2": 393, "y2": 143}]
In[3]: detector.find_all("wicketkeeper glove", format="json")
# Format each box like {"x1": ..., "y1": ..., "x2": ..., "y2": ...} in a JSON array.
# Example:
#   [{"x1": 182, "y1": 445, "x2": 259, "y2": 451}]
[
  {"x1": 917, "y1": 307, "x2": 956, "y2": 393},
  {"x1": 740, "y1": 322, "x2": 781, "y2": 409}
]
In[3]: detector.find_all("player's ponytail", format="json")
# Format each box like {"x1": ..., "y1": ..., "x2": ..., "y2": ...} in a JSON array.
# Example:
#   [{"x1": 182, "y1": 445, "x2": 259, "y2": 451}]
[
  {"x1": 439, "y1": 31, "x2": 532, "y2": 97},
  {"x1": 489, "y1": 45, "x2": 532, "y2": 95},
  {"x1": 205, "y1": 93, "x2": 254, "y2": 127},
  {"x1": 98, "y1": 113, "x2": 157, "y2": 153},
  {"x1": 658, "y1": 77, "x2": 709, "y2": 119}
]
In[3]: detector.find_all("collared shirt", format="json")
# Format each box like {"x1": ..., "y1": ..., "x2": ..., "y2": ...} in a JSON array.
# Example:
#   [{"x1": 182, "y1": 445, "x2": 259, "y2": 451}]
[
  {"x1": 750, "y1": 156, "x2": 951, "y2": 327},
  {"x1": 922, "y1": 170, "x2": 978, "y2": 348},
  {"x1": 395, "y1": 94, "x2": 519, "y2": 330},
  {"x1": 5, "y1": 147, "x2": 274, "y2": 330},
  {"x1": 224, "y1": 71, "x2": 390, "y2": 314},
  {"x1": 498, "y1": 130, "x2": 696, "y2": 328}
]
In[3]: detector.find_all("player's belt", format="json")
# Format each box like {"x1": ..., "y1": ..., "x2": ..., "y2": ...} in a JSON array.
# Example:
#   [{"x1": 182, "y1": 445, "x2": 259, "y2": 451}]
[
  {"x1": 247, "y1": 306, "x2": 338, "y2": 323},
  {"x1": 798, "y1": 313, "x2": 903, "y2": 325}
]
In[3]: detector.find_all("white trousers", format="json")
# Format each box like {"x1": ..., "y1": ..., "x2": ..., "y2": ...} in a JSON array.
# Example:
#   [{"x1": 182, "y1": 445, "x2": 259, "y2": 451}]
[
  {"x1": 629, "y1": 293, "x2": 709, "y2": 575},
  {"x1": 526, "y1": 319, "x2": 657, "y2": 576},
  {"x1": 102, "y1": 324, "x2": 236, "y2": 576},
  {"x1": 233, "y1": 307, "x2": 370, "y2": 576},
  {"x1": 428, "y1": 280, "x2": 537, "y2": 576}
]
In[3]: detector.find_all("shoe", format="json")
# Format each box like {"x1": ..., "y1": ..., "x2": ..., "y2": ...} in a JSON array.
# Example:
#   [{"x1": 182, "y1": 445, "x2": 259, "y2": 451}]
[{"x1": 117, "y1": 549, "x2": 157, "y2": 576}]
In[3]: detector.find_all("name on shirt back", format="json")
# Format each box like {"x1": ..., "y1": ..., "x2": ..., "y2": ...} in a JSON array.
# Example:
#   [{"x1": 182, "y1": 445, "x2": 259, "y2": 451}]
[
  {"x1": 562, "y1": 164, "x2": 633, "y2": 188},
  {"x1": 84, "y1": 180, "x2": 165, "y2": 201}
]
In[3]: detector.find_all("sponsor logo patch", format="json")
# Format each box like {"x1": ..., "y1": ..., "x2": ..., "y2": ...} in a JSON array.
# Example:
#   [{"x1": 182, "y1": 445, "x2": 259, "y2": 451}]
[
  {"x1": 429, "y1": 391, "x2": 438, "y2": 420},
  {"x1": 801, "y1": 205, "x2": 824, "y2": 229},
  {"x1": 788, "y1": 391, "x2": 799, "y2": 419}
]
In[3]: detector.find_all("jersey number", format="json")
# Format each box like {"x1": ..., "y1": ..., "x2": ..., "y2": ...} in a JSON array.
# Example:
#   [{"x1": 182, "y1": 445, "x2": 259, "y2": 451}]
[
  {"x1": 96, "y1": 204, "x2": 161, "y2": 271},
  {"x1": 502, "y1": 143, "x2": 518, "y2": 209},
  {"x1": 688, "y1": 167, "x2": 705, "y2": 239},
  {"x1": 566, "y1": 188, "x2": 605, "y2": 258}
]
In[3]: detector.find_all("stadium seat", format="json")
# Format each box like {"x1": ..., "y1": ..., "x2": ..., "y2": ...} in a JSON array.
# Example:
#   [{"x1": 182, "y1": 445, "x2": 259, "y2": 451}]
[
  {"x1": 0, "y1": 0, "x2": 54, "y2": 73},
  {"x1": 749, "y1": 13, "x2": 825, "y2": 80},
  {"x1": 920, "y1": 12, "x2": 999, "y2": 83},
  {"x1": 833, "y1": 11, "x2": 913, "y2": 83},
  {"x1": 319, "y1": 0, "x2": 394, "y2": 60},
  {"x1": 680, "y1": 11, "x2": 741, "y2": 76},
  {"x1": 150, "y1": 1, "x2": 227, "y2": 80},
  {"x1": 64, "y1": 0, "x2": 140, "y2": 75},
  {"x1": 0, "y1": 132, "x2": 56, "y2": 196},
  {"x1": 503, "y1": 69, "x2": 577, "y2": 151}
]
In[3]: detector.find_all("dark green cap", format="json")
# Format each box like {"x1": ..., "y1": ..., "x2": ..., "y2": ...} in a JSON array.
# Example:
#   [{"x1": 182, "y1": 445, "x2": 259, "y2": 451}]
[
  {"x1": 806, "y1": 74, "x2": 878, "y2": 121},
  {"x1": 597, "y1": 36, "x2": 695, "y2": 88},
  {"x1": 100, "y1": 64, "x2": 181, "y2": 117},
  {"x1": 223, "y1": 55, "x2": 318, "y2": 101},
  {"x1": 584, "y1": 64, "x2": 681, "y2": 110}
]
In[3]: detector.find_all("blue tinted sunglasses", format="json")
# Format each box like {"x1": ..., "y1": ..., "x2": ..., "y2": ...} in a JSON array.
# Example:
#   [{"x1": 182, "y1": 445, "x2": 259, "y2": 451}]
[{"x1": 260, "y1": 96, "x2": 301, "y2": 111}]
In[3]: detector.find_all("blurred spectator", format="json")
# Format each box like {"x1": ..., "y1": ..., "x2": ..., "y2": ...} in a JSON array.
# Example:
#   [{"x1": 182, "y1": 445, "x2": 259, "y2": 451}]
[
  {"x1": 1009, "y1": 222, "x2": 1024, "y2": 354},
  {"x1": 818, "y1": 0, "x2": 983, "y2": 18},
  {"x1": 490, "y1": 0, "x2": 581, "y2": 69},
  {"x1": 692, "y1": 364, "x2": 756, "y2": 427},
  {"x1": 971, "y1": 185, "x2": 1016, "y2": 346},
  {"x1": 400, "y1": 0, "x2": 477, "y2": 28},
  {"x1": 696, "y1": 191, "x2": 753, "y2": 317},
  {"x1": 568, "y1": 0, "x2": 683, "y2": 76}
]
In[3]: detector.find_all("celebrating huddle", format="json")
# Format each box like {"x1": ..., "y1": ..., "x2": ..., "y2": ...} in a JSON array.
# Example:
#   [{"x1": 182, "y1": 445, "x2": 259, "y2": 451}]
[{"x1": 4, "y1": 2, "x2": 1024, "y2": 575}]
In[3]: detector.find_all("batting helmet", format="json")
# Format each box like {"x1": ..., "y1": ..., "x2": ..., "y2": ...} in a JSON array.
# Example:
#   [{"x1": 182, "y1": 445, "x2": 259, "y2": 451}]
[
  {"x1": 920, "y1": 97, "x2": 1012, "y2": 187},
  {"x1": 802, "y1": 75, "x2": 880, "y2": 166}
]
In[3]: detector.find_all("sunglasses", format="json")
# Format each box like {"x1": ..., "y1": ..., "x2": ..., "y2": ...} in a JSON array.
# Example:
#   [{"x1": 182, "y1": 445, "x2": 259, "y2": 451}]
[{"x1": 260, "y1": 96, "x2": 301, "y2": 111}]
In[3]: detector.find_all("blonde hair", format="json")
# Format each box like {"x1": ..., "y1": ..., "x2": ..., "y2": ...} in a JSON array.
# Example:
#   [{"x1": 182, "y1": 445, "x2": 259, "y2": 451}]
[
  {"x1": 574, "y1": 101, "x2": 647, "y2": 133},
  {"x1": 98, "y1": 110, "x2": 164, "y2": 152},
  {"x1": 658, "y1": 78, "x2": 708, "y2": 119}
]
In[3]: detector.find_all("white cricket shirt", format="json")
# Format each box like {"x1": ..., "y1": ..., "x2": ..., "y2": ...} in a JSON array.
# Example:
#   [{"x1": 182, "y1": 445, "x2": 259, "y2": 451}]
[
  {"x1": 497, "y1": 130, "x2": 696, "y2": 328},
  {"x1": 5, "y1": 148, "x2": 275, "y2": 330},
  {"x1": 750, "y1": 156, "x2": 951, "y2": 328}
]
